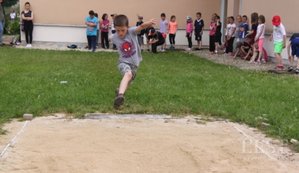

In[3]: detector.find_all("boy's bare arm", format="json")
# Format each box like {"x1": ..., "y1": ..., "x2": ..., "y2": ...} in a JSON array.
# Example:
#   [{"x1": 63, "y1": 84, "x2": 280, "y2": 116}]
[{"x1": 135, "y1": 19, "x2": 156, "y2": 34}]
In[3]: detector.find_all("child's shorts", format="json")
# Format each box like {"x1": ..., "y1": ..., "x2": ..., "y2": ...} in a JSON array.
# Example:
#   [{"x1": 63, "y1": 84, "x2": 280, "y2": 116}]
[
  {"x1": 258, "y1": 38, "x2": 264, "y2": 52},
  {"x1": 291, "y1": 39, "x2": 299, "y2": 57},
  {"x1": 118, "y1": 62, "x2": 138, "y2": 80},
  {"x1": 274, "y1": 41, "x2": 284, "y2": 54},
  {"x1": 195, "y1": 31, "x2": 202, "y2": 41}
]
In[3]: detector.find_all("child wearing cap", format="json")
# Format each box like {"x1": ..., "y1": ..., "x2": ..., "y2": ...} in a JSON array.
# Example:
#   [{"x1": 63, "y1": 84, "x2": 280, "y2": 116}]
[
  {"x1": 270, "y1": 15, "x2": 286, "y2": 70},
  {"x1": 287, "y1": 33, "x2": 299, "y2": 73},
  {"x1": 112, "y1": 15, "x2": 155, "y2": 108},
  {"x1": 186, "y1": 16, "x2": 193, "y2": 51},
  {"x1": 147, "y1": 28, "x2": 165, "y2": 53}
]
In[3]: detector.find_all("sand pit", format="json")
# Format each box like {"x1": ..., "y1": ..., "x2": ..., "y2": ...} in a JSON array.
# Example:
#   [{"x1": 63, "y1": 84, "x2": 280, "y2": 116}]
[{"x1": 0, "y1": 114, "x2": 298, "y2": 173}]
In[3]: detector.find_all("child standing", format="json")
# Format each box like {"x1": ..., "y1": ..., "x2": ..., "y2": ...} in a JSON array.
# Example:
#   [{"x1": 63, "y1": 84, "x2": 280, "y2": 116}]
[
  {"x1": 214, "y1": 15, "x2": 222, "y2": 54},
  {"x1": 225, "y1": 16, "x2": 236, "y2": 55},
  {"x1": 209, "y1": 15, "x2": 217, "y2": 54},
  {"x1": 168, "y1": 15, "x2": 178, "y2": 50},
  {"x1": 101, "y1": 13, "x2": 110, "y2": 49},
  {"x1": 270, "y1": 15, "x2": 286, "y2": 70},
  {"x1": 287, "y1": 33, "x2": 299, "y2": 73},
  {"x1": 136, "y1": 16, "x2": 145, "y2": 47},
  {"x1": 85, "y1": 10, "x2": 99, "y2": 52},
  {"x1": 186, "y1": 16, "x2": 193, "y2": 51},
  {"x1": 112, "y1": 15, "x2": 155, "y2": 108},
  {"x1": 250, "y1": 15, "x2": 266, "y2": 63},
  {"x1": 159, "y1": 13, "x2": 168, "y2": 52},
  {"x1": 194, "y1": 12, "x2": 205, "y2": 50}
]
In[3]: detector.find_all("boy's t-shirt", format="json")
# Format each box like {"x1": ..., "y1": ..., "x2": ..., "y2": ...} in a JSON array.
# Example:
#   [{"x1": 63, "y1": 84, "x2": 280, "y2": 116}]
[
  {"x1": 194, "y1": 19, "x2": 204, "y2": 33},
  {"x1": 290, "y1": 33, "x2": 299, "y2": 41},
  {"x1": 273, "y1": 23, "x2": 286, "y2": 42},
  {"x1": 85, "y1": 16, "x2": 98, "y2": 36},
  {"x1": 226, "y1": 23, "x2": 236, "y2": 37},
  {"x1": 136, "y1": 21, "x2": 145, "y2": 36},
  {"x1": 112, "y1": 26, "x2": 142, "y2": 67}
]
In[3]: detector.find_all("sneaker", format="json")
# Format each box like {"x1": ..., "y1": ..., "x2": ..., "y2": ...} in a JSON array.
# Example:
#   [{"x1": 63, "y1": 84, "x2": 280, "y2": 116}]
[
  {"x1": 287, "y1": 66, "x2": 294, "y2": 72},
  {"x1": 275, "y1": 64, "x2": 284, "y2": 71},
  {"x1": 295, "y1": 68, "x2": 299, "y2": 74},
  {"x1": 186, "y1": 48, "x2": 191, "y2": 51},
  {"x1": 161, "y1": 49, "x2": 166, "y2": 52},
  {"x1": 114, "y1": 94, "x2": 124, "y2": 109}
]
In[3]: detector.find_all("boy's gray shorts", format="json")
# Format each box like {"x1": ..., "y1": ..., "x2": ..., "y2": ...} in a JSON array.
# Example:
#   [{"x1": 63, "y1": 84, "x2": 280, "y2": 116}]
[{"x1": 118, "y1": 62, "x2": 138, "y2": 80}]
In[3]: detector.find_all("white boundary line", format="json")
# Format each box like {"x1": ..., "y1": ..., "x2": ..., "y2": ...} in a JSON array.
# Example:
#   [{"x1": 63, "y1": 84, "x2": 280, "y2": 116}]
[
  {"x1": 232, "y1": 124, "x2": 277, "y2": 160},
  {"x1": 0, "y1": 121, "x2": 30, "y2": 158}
]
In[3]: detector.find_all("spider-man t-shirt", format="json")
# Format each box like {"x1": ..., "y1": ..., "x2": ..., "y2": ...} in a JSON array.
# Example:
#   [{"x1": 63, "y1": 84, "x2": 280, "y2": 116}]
[{"x1": 112, "y1": 26, "x2": 142, "y2": 66}]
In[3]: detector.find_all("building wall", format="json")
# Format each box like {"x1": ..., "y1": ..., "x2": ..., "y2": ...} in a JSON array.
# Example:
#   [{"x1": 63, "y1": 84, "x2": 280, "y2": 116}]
[
  {"x1": 240, "y1": 0, "x2": 297, "y2": 33},
  {"x1": 19, "y1": 0, "x2": 221, "y2": 29}
]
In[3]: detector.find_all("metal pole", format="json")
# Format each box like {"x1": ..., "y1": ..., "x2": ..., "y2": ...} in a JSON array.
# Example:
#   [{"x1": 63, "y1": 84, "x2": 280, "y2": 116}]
[{"x1": 220, "y1": 0, "x2": 228, "y2": 41}]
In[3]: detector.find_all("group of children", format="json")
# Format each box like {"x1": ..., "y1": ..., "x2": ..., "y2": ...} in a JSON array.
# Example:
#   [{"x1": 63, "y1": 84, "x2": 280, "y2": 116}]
[
  {"x1": 210, "y1": 12, "x2": 298, "y2": 73},
  {"x1": 110, "y1": 12, "x2": 299, "y2": 108}
]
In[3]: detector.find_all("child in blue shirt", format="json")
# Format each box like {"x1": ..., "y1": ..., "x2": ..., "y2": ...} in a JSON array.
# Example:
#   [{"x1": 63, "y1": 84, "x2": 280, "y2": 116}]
[{"x1": 85, "y1": 10, "x2": 98, "y2": 52}]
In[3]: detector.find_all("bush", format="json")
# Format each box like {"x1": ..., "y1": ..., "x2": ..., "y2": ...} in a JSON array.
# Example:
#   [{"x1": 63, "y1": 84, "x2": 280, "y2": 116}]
[{"x1": 4, "y1": 18, "x2": 20, "y2": 35}]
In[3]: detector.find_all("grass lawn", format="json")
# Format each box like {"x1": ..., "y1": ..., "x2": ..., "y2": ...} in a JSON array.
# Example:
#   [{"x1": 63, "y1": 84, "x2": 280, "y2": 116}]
[{"x1": 0, "y1": 47, "x2": 299, "y2": 150}]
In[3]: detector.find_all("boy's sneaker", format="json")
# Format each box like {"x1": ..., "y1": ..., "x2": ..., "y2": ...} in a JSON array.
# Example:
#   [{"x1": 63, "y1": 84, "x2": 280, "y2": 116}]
[
  {"x1": 287, "y1": 66, "x2": 294, "y2": 72},
  {"x1": 114, "y1": 94, "x2": 124, "y2": 109},
  {"x1": 294, "y1": 68, "x2": 299, "y2": 74}
]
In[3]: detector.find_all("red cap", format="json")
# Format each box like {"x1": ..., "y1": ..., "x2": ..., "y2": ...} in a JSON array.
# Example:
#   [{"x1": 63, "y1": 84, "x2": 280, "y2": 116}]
[{"x1": 272, "y1": 15, "x2": 281, "y2": 26}]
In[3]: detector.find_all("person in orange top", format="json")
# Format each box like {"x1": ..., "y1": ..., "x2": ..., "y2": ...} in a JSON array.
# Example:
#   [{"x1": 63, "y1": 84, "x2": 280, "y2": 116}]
[{"x1": 168, "y1": 15, "x2": 178, "y2": 50}]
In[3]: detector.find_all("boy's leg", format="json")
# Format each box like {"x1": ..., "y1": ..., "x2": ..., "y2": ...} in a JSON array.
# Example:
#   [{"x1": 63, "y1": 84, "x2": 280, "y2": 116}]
[
  {"x1": 115, "y1": 63, "x2": 135, "y2": 108},
  {"x1": 152, "y1": 43, "x2": 157, "y2": 53},
  {"x1": 91, "y1": 36, "x2": 97, "y2": 52},
  {"x1": 87, "y1": 36, "x2": 91, "y2": 49},
  {"x1": 118, "y1": 71, "x2": 133, "y2": 95}
]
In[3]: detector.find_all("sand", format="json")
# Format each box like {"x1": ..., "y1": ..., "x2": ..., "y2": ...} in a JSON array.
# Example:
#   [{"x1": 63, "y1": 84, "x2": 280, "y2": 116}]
[{"x1": 0, "y1": 114, "x2": 298, "y2": 173}]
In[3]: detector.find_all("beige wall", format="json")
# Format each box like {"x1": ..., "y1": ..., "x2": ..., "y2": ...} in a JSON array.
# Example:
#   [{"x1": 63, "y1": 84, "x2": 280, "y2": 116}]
[
  {"x1": 241, "y1": 0, "x2": 298, "y2": 33},
  {"x1": 20, "y1": 0, "x2": 221, "y2": 29}
]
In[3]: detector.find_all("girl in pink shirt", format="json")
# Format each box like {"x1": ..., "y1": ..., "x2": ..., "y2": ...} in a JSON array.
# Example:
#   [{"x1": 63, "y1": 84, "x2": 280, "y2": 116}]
[
  {"x1": 168, "y1": 15, "x2": 178, "y2": 50},
  {"x1": 186, "y1": 16, "x2": 193, "y2": 51},
  {"x1": 100, "y1": 13, "x2": 110, "y2": 49}
]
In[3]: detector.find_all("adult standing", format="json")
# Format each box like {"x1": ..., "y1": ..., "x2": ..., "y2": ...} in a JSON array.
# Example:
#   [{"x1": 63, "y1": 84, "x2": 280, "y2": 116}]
[
  {"x1": 21, "y1": 2, "x2": 34, "y2": 48},
  {"x1": 0, "y1": 0, "x2": 5, "y2": 46}
]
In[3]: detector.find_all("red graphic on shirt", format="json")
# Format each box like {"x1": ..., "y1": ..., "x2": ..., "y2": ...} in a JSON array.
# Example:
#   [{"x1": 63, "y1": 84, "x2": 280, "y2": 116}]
[{"x1": 121, "y1": 41, "x2": 136, "y2": 58}]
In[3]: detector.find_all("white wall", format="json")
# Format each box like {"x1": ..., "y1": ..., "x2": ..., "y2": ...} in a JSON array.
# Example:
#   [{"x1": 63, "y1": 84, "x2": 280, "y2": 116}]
[
  {"x1": 21, "y1": 24, "x2": 210, "y2": 46},
  {"x1": 22, "y1": 24, "x2": 289, "y2": 59}
]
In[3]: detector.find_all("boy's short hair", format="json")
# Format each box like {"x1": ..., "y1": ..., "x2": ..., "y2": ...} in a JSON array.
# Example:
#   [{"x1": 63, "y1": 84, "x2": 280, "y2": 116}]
[
  {"x1": 196, "y1": 12, "x2": 202, "y2": 16},
  {"x1": 89, "y1": 10, "x2": 95, "y2": 16},
  {"x1": 259, "y1": 15, "x2": 266, "y2": 24},
  {"x1": 161, "y1": 13, "x2": 166, "y2": 17},
  {"x1": 114, "y1": 15, "x2": 129, "y2": 27},
  {"x1": 25, "y1": 2, "x2": 30, "y2": 5},
  {"x1": 242, "y1": 15, "x2": 248, "y2": 20}
]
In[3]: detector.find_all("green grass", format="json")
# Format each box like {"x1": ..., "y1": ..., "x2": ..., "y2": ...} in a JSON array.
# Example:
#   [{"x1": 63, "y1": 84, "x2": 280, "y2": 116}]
[{"x1": 0, "y1": 47, "x2": 299, "y2": 150}]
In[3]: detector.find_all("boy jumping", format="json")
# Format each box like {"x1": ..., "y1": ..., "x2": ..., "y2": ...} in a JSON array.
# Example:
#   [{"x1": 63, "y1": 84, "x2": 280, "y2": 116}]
[{"x1": 112, "y1": 15, "x2": 155, "y2": 109}]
